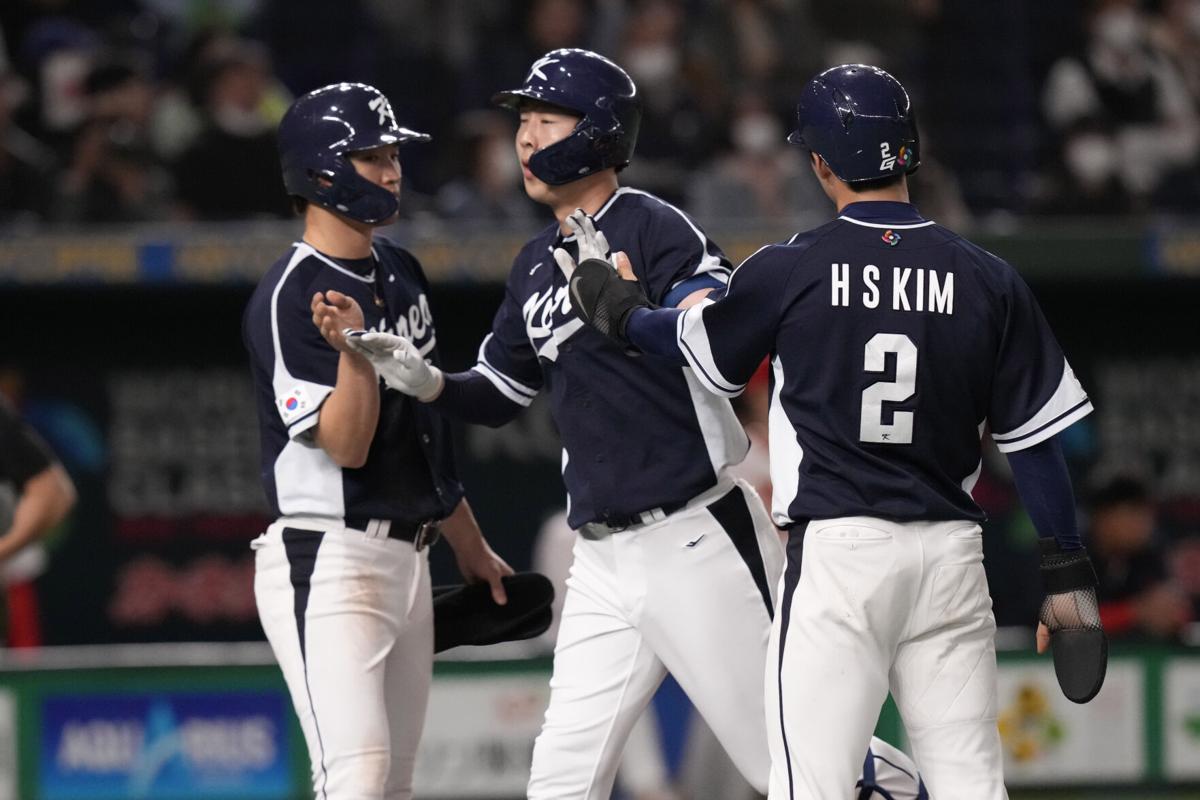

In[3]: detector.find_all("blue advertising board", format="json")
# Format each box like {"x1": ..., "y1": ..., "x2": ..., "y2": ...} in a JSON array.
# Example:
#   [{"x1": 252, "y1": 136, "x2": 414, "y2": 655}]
[{"x1": 39, "y1": 691, "x2": 292, "y2": 799}]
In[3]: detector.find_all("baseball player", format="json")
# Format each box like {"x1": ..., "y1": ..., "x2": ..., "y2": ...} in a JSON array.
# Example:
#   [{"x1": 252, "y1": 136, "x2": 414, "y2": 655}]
[
  {"x1": 0, "y1": 394, "x2": 76, "y2": 646},
  {"x1": 242, "y1": 82, "x2": 512, "y2": 800},
  {"x1": 342, "y1": 50, "x2": 923, "y2": 800},
  {"x1": 564, "y1": 64, "x2": 1106, "y2": 798}
]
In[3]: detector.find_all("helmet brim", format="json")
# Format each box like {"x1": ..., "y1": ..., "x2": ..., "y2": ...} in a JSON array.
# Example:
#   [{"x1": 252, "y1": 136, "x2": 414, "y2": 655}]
[
  {"x1": 491, "y1": 88, "x2": 578, "y2": 116},
  {"x1": 343, "y1": 127, "x2": 431, "y2": 152}
]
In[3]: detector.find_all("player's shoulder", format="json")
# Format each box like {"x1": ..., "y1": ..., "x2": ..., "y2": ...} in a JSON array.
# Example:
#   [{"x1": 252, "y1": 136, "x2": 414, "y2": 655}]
[
  {"x1": 736, "y1": 220, "x2": 844, "y2": 271},
  {"x1": 506, "y1": 222, "x2": 559, "y2": 287},
  {"x1": 606, "y1": 186, "x2": 706, "y2": 232},
  {"x1": 371, "y1": 234, "x2": 428, "y2": 284},
  {"x1": 250, "y1": 244, "x2": 319, "y2": 306},
  {"x1": 936, "y1": 227, "x2": 1025, "y2": 286},
  {"x1": 370, "y1": 234, "x2": 420, "y2": 268}
]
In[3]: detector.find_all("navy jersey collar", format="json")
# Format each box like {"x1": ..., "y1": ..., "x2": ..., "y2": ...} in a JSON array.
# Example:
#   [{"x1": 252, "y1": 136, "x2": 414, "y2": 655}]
[{"x1": 839, "y1": 201, "x2": 925, "y2": 224}]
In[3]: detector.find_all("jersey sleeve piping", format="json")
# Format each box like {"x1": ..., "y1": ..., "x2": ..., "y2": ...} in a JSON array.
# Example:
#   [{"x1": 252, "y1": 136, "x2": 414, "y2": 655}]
[
  {"x1": 285, "y1": 406, "x2": 323, "y2": 439},
  {"x1": 992, "y1": 361, "x2": 1093, "y2": 453},
  {"x1": 472, "y1": 334, "x2": 539, "y2": 407},
  {"x1": 676, "y1": 299, "x2": 746, "y2": 398},
  {"x1": 620, "y1": 187, "x2": 729, "y2": 278},
  {"x1": 471, "y1": 363, "x2": 537, "y2": 407}
]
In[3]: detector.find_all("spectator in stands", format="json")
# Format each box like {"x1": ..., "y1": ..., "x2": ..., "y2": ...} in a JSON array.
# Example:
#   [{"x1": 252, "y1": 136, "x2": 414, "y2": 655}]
[
  {"x1": 173, "y1": 38, "x2": 290, "y2": 219},
  {"x1": 0, "y1": 67, "x2": 54, "y2": 223},
  {"x1": 57, "y1": 55, "x2": 173, "y2": 222},
  {"x1": 1151, "y1": 0, "x2": 1200, "y2": 104},
  {"x1": 616, "y1": 0, "x2": 722, "y2": 204},
  {"x1": 1042, "y1": 0, "x2": 1200, "y2": 212},
  {"x1": 0, "y1": 392, "x2": 76, "y2": 647},
  {"x1": 1085, "y1": 472, "x2": 1192, "y2": 641},
  {"x1": 1169, "y1": 532, "x2": 1200, "y2": 629},
  {"x1": 435, "y1": 110, "x2": 539, "y2": 223},
  {"x1": 686, "y1": 90, "x2": 825, "y2": 227},
  {"x1": 457, "y1": 0, "x2": 592, "y2": 114}
]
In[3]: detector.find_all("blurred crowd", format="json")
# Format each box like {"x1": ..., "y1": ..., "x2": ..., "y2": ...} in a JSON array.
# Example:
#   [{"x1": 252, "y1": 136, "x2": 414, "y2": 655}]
[{"x1": 1, "y1": 0, "x2": 1199, "y2": 230}]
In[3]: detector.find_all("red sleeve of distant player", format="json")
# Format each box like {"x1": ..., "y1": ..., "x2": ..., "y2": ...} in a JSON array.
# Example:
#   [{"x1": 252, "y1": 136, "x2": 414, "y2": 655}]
[{"x1": 1098, "y1": 600, "x2": 1137, "y2": 634}]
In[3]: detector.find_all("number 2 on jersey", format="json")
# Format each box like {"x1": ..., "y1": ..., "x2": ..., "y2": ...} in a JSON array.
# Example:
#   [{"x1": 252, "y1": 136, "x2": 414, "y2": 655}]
[{"x1": 860, "y1": 333, "x2": 917, "y2": 444}]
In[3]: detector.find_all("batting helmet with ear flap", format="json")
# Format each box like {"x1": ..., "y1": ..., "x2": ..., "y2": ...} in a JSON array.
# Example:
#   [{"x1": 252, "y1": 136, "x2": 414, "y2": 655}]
[
  {"x1": 493, "y1": 48, "x2": 641, "y2": 186},
  {"x1": 278, "y1": 82, "x2": 430, "y2": 224},
  {"x1": 788, "y1": 64, "x2": 921, "y2": 184}
]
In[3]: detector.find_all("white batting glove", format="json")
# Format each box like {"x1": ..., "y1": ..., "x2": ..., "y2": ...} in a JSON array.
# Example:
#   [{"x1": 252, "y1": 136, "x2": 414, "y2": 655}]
[
  {"x1": 344, "y1": 330, "x2": 444, "y2": 402},
  {"x1": 555, "y1": 208, "x2": 612, "y2": 279}
]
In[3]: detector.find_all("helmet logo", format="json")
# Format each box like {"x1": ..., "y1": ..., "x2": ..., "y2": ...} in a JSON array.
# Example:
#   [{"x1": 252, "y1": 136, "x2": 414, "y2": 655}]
[
  {"x1": 896, "y1": 145, "x2": 910, "y2": 166},
  {"x1": 529, "y1": 55, "x2": 561, "y2": 81},
  {"x1": 368, "y1": 94, "x2": 398, "y2": 128},
  {"x1": 879, "y1": 141, "x2": 898, "y2": 171}
]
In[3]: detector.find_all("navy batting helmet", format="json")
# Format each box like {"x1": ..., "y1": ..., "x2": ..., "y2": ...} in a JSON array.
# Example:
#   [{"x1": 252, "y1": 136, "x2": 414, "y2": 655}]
[
  {"x1": 788, "y1": 64, "x2": 920, "y2": 184},
  {"x1": 493, "y1": 49, "x2": 641, "y2": 185},
  {"x1": 278, "y1": 82, "x2": 430, "y2": 224}
]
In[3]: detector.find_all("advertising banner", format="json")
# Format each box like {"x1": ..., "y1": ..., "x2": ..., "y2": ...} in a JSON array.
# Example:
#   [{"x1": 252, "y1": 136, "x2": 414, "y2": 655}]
[
  {"x1": 997, "y1": 661, "x2": 1143, "y2": 784},
  {"x1": 39, "y1": 690, "x2": 292, "y2": 800},
  {"x1": 414, "y1": 673, "x2": 551, "y2": 798},
  {"x1": 0, "y1": 690, "x2": 16, "y2": 800},
  {"x1": 1164, "y1": 657, "x2": 1200, "y2": 780}
]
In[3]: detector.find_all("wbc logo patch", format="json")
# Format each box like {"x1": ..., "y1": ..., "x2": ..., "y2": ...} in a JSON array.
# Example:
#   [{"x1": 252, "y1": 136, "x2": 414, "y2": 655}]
[{"x1": 882, "y1": 229, "x2": 901, "y2": 247}]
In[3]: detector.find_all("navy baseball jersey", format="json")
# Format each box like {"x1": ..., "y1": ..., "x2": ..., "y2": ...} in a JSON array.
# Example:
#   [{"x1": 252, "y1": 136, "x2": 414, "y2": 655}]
[
  {"x1": 677, "y1": 201, "x2": 1092, "y2": 527},
  {"x1": 0, "y1": 397, "x2": 54, "y2": 487},
  {"x1": 474, "y1": 187, "x2": 747, "y2": 528},
  {"x1": 243, "y1": 238, "x2": 463, "y2": 524}
]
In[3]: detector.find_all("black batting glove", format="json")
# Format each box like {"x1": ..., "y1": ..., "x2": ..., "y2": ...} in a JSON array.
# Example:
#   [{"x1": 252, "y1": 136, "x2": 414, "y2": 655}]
[{"x1": 567, "y1": 257, "x2": 652, "y2": 345}]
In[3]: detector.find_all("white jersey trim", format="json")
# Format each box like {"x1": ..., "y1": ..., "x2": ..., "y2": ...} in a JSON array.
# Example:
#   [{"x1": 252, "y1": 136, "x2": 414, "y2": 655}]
[
  {"x1": 472, "y1": 335, "x2": 538, "y2": 407},
  {"x1": 992, "y1": 361, "x2": 1093, "y2": 453},
  {"x1": 677, "y1": 300, "x2": 745, "y2": 398},
  {"x1": 837, "y1": 217, "x2": 936, "y2": 230},
  {"x1": 296, "y1": 242, "x2": 376, "y2": 282},
  {"x1": 268, "y1": 245, "x2": 343, "y2": 516},
  {"x1": 598, "y1": 187, "x2": 729, "y2": 280},
  {"x1": 768, "y1": 355, "x2": 804, "y2": 527},
  {"x1": 472, "y1": 363, "x2": 536, "y2": 407},
  {"x1": 274, "y1": 437, "x2": 345, "y2": 517},
  {"x1": 270, "y1": 246, "x2": 334, "y2": 438},
  {"x1": 682, "y1": 368, "x2": 750, "y2": 478},
  {"x1": 962, "y1": 421, "x2": 986, "y2": 495}
]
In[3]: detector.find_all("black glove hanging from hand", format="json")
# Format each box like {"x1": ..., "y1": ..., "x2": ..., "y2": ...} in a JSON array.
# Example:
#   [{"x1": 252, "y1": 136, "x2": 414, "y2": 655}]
[
  {"x1": 1038, "y1": 538, "x2": 1107, "y2": 703},
  {"x1": 567, "y1": 258, "x2": 651, "y2": 344}
]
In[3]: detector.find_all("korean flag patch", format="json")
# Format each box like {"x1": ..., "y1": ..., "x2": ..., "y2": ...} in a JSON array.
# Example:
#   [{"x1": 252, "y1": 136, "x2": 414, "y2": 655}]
[{"x1": 277, "y1": 386, "x2": 313, "y2": 423}]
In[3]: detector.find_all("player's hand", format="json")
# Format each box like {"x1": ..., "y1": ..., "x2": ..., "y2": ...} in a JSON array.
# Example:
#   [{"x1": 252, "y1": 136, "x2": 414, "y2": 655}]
[
  {"x1": 311, "y1": 291, "x2": 365, "y2": 354},
  {"x1": 566, "y1": 256, "x2": 651, "y2": 345},
  {"x1": 1038, "y1": 538, "x2": 1107, "y2": 703},
  {"x1": 553, "y1": 208, "x2": 612, "y2": 279},
  {"x1": 1036, "y1": 622, "x2": 1051, "y2": 654},
  {"x1": 450, "y1": 536, "x2": 515, "y2": 606},
  {"x1": 344, "y1": 330, "x2": 444, "y2": 401}
]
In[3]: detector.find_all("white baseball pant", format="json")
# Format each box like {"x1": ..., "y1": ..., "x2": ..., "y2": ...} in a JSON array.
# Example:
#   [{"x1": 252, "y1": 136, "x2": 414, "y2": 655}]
[
  {"x1": 768, "y1": 516, "x2": 1006, "y2": 799},
  {"x1": 253, "y1": 518, "x2": 433, "y2": 800},
  {"x1": 527, "y1": 479, "x2": 783, "y2": 799}
]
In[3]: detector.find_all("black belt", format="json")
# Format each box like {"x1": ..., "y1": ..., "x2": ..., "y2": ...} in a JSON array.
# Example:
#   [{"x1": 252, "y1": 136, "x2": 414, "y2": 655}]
[
  {"x1": 345, "y1": 516, "x2": 442, "y2": 551},
  {"x1": 599, "y1": 498, "x2": 689, "y2": 530},
  {"x1": 579, "y1": 498, "x2": 692, "y2": 540}
]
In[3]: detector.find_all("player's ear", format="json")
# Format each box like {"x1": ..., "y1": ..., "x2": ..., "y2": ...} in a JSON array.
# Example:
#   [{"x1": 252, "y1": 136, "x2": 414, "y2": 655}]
[{"x1": 810, "y1": 152, "x2": 828, "y2": 178}]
